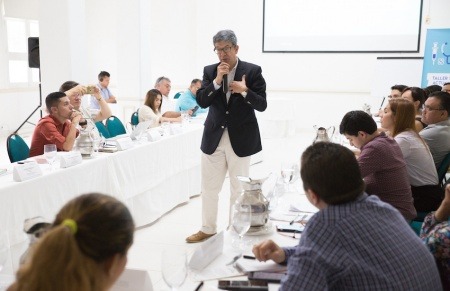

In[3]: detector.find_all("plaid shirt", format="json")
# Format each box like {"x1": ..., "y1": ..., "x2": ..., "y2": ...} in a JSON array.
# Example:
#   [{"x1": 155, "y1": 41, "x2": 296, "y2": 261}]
[{"x1": 280, "y1": 194, "x2": 442, "y2": 291}]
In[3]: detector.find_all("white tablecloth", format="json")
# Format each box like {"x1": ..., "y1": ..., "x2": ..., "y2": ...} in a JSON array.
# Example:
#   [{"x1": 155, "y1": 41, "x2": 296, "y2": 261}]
[{"x1": 0, "y1": 124, "x2": 203, "y2": 246}]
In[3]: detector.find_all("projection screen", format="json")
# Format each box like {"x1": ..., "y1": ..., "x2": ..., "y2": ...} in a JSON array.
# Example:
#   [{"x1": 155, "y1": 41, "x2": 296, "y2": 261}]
[{"x1": 263, "y1": 0, "x2": 423, "y2": 53}]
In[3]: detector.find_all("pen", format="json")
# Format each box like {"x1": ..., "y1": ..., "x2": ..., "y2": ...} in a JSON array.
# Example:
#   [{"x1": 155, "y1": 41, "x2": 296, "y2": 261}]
[
  {"x1": 289, "y1": 213, "x2": 301, "y2": 225},
  {"x1": 243, "y1": 255, "x2": 255, "y2": 260},
  {"x1": 194, "y1": 281, "x2": 204, "y2": 291},
  {"x1": 379, "y1": 96, "x2": 386, "y2": 110}
]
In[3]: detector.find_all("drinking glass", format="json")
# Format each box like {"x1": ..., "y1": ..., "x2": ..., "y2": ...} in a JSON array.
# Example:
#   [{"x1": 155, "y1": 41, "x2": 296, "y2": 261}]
[
  {"x1": 161, "y1": 249, "x2": 187, "y2": 291},
  {"x1": 93, "y1": 133, "x2": 105, "y2": 155},
  {"x1": 268, "y1": 178, "x2": 283, "y2": 211},
  {"x1": 231, "y1": 203, "x2": 252, "y2": 252},
  {"x1": 281, "y1": 162, "x2": 296, "y2": 192},
  {"x1": 180, "y1": 111, "x2": 189, "y2": 126},
  {"x1": 44, "y1": 144, "x2": 57, "y2": 171}
]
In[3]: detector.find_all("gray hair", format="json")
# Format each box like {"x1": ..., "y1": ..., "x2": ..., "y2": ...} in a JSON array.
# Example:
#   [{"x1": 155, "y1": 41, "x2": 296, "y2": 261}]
[
  {"x1": 155, "y1": 76, "x2": 171, "y2": 87},
  {"x1": 213, "y1": 30, "x2": 237, "y2": 46}
]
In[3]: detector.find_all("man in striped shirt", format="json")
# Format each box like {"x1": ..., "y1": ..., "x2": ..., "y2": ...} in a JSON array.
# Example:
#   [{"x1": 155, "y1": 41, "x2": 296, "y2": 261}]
[{"x1": 253, "y1": 142, "x2": 441, "y2": 290}]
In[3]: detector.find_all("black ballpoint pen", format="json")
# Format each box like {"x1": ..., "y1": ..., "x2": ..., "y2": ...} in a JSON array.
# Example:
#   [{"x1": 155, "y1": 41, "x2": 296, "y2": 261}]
[
  {"x1": 194, "y1": 281, "x2": 204, "y2": 291},
  {"x1": 243, "y1": 255, "x2": 256, "y2": 260}
]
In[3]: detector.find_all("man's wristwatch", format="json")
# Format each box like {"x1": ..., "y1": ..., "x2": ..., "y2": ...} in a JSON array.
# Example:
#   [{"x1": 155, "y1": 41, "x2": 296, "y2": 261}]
[{"x1": 241, "y1": 90, "x2": 248, "y2": 98}]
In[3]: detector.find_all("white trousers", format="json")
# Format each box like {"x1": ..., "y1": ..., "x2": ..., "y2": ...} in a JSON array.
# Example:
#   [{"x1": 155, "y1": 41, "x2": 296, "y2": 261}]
[{"x1": 201, "y1": 129, "x2": 251, "y2": 234}]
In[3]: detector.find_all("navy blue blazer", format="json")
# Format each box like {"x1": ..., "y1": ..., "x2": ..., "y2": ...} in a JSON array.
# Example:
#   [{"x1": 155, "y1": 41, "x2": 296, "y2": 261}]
[{"x1": 196, "y1": 59, "x2": 267, "y2": 157}]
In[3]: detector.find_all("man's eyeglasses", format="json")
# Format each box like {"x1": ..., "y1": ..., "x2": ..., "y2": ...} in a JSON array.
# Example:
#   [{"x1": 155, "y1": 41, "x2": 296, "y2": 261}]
[
  {"x1": 214, "y1": 46, "x2": 233, "y2": 54},
  {"x1": 422, "y1": 105, "x2": 445, "y2": 111}
]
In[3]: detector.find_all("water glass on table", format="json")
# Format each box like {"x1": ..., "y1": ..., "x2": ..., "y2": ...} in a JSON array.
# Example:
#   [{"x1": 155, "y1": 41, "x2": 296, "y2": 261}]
[
  {"x1": 180, "y1": 111, "x2": 190, "y2": 125},
  {"x1": 281, "y1": 162, "x2": 296, "y2": 192},
  {"x1": 161, "y1": 249, "x2": 187, "y2": 291},
  {"x1": 231, "y1": 204, "x2": 252, "y2": 252},
  {"x1": 44, "y1": 144, "x2": 57, "y2": 171}
]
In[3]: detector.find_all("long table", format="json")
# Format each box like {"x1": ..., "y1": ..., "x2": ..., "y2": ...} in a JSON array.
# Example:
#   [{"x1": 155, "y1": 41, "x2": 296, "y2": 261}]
[{"x1": 0, "y1": 123, "x2": 204, "y2": 246}]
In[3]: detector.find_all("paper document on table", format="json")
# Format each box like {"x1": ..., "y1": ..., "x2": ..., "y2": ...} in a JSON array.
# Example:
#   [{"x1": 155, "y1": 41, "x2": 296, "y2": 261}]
[
  {"x1": 269, "y1": 283, "x2": 282, "y2": 291},
  {"x1": 270, "y1": 211, "x2": 314, "y2": 223},
  {"x1": 235, "y1": 258, "x2": 287, "y2": 273},
  {"x1": 289, "y1": 195, "x2": 318, "y2": 213},
  {"x1": 191, "y1": 252, "x2": 243, "y2": 281},
  {"x1": 189, "y1": 231, "x2": 224, "y2": 270}
]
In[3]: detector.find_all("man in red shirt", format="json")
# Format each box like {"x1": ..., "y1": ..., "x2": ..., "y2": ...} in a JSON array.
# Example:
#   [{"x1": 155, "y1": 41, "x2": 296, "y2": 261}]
[{"x1": 29, "y1": 91, "x2": 83, "y2": 157}]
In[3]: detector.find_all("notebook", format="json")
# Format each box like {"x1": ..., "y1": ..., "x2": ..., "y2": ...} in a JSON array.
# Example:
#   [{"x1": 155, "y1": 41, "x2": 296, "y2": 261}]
[{"x1": 235, "y1": 258, "x2": 287, "y2": 273}]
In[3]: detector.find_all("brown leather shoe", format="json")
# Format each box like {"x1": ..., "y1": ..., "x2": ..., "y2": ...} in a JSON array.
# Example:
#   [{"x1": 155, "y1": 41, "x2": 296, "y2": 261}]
[{"x1": 186, "y1": 231, "x2": 216, "y2": 243}]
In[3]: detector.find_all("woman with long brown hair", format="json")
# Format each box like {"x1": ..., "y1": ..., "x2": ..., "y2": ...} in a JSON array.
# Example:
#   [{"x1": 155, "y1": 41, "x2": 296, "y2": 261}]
[
  {"x1": 138, "y1": 89, "x2": 181, "y2": 126},
  {"x1": 8, "y1": 193, "x2": 135, "y2": 291},
  {"x1": 381, "y1": 98, "x2": 443, "y2": 212}
]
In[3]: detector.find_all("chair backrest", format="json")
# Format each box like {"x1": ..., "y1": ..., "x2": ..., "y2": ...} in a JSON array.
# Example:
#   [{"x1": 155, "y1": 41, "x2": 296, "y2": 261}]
[
  {"x1": 173, "y1": 91, "x2": 183, "y2": 99},
  {"x1": 7, "y1": 133, "x2": 30, "y2": 163},
  {"x1": 437, "y1": 152, "x2": 450, "y2": 186},
  {"x1": 106, "y1": 116, "x2": 127, "y2": 137},
  {"x1": 95, "y1": 121, "x2": 111, "y2": 139},
  {"x1": 131, "y1": 111, "x2": 139, "y2": 127}
]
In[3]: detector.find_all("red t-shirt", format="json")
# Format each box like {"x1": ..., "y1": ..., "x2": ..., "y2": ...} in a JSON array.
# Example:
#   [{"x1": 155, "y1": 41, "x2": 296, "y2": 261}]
[{"x1": 29, "y1": 115, "x2": 76, "y2": 157}]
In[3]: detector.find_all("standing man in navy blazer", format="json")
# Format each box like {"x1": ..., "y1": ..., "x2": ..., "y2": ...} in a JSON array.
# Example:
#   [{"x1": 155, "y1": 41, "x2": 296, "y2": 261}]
[{"x1": 186, "y1": 30, "x2": 267, "y2": 243}]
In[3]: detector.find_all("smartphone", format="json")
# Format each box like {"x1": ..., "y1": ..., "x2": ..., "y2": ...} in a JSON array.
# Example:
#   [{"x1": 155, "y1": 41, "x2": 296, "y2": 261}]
[
  {"x1": 276, "y1": 224, "x2": 304, "y2": 233},
  {"x1": 218, "y1": 280, "x2": 268, "y2": 291},
  {"x1": 248, "y1": 271, "x2": 285, "y2": 283},
  {"x1": 86, "y1": 85, "x2": 96, "y2": 94},
  {"x1": 191, "y1": 105, "x2": 200, "y2": 115}
]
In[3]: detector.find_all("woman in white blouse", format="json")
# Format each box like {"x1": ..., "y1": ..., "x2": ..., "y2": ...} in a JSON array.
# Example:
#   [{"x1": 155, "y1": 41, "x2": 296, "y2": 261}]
[
  {"x1": 138, "y1": 89, "x2": 181, "y2": 127},
  {"x1": 381, "y1": 98, "x2": 443, "y2": 212}
]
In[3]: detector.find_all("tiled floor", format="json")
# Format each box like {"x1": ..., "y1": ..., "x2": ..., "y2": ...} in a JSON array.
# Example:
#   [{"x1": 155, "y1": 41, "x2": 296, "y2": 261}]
[{"x1": 0, "y1": 131, "x2": 316, "y2": 290}]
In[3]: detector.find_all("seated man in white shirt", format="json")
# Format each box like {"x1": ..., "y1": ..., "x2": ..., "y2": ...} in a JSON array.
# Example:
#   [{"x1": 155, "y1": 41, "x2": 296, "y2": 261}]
[
  {"x1": 420, "y1": 91, "x2": 450, "y2": 168},
  {"x1": 154, "y1": 76, "x2": 184, "y2": 118}
]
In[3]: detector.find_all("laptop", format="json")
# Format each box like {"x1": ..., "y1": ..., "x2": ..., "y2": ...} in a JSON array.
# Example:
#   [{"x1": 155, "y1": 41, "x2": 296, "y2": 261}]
[
  {"x1": 130, "y1": 120, "x2": 153, "y2": 140},
  {"x1": 111, "y1": 267, "x2": 153, "y2": 291}
]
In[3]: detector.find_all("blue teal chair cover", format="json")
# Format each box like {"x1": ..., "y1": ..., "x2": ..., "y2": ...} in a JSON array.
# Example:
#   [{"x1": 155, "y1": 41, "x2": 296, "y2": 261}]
[
  {"x1": 437, "y1": 152, "x2": 450, "y2": 186},
  {"x1": 7, "y1": 133, "x2": 30, "y2": 163},
  {"x1": 131, "y1": 111, "x2": 139, "y2": 128},
  {"x1": 410, "y1": 220, "x2": 422, "y2": 236},
  {"x1": 95, "y1": 121, "x2": 111, "y2": 139},
  {"x1": 106, "y1": 116, "x2": 126, "y2": 137},
  {"x1": 173, "y1": 91, "x2": 183, "y2": 99}
]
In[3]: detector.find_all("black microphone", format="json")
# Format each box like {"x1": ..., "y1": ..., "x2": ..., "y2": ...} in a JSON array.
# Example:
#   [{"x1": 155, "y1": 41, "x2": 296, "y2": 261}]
[{"x1": 223, "y1": 74, "x2": 228, "y2": 93}]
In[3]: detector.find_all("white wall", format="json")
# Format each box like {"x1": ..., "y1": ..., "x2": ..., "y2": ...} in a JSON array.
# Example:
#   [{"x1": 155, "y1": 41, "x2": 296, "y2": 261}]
[{"x1": 1, "y1": 0, "x2": 450, "y2": 136}]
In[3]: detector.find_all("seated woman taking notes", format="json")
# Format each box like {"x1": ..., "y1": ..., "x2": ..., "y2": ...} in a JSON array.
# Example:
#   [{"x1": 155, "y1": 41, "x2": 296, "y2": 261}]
[{"x1": 138, "y1": 89, "x2": 181, "y2": 126}]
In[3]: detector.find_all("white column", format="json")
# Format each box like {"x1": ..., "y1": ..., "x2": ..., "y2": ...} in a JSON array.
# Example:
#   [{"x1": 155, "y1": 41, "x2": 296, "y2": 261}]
[{"x1": 38, "y1": 0, "x2": 88, "y2": 97}]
